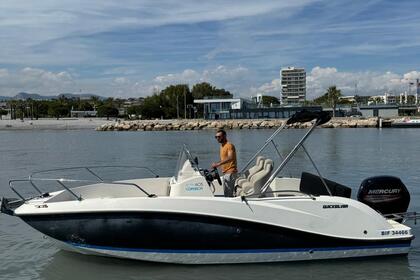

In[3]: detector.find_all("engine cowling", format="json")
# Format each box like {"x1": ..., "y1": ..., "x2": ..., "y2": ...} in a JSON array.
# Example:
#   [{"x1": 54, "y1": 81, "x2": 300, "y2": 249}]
[{"x1": 357, "y1": 176, "x2": 410, "y2": 215}]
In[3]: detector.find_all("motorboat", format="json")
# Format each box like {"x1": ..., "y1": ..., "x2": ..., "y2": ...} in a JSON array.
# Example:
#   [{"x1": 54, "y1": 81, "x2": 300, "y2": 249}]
[
  {"x1": 392, "y1": 117, "x2": 420, "y2": 128},
  {"x1": 1, "y1": 111, "x2": 418, "y2": 264}
]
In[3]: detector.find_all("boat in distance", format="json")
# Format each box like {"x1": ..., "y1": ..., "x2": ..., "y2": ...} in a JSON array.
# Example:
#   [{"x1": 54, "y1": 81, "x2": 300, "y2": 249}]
[
  {"x1": 1, "y1": 110, "x2": 417, "y2": 264},
  {"x1": 392, "y1": 117, "x2": 420, "y2": 128}
]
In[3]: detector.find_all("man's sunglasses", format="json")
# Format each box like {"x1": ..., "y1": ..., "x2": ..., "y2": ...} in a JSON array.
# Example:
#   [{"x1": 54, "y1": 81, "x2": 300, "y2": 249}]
[{"x1": 215, "y1": 135, "x2": 223, "y2": 139}]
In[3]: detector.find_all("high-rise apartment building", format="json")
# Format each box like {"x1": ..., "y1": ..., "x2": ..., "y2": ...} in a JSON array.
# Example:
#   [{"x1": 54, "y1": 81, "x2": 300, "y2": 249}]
[{"x1": 281, "y1": 67, "x2": 306, "y2": 105}]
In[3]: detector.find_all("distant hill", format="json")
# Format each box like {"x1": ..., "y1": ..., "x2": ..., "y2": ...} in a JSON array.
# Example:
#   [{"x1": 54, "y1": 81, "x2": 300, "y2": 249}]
[
  {"x1": 57, "y1": 93, "x2": 105, "y2": 100},
  {"x1": 0, "y1": 92, "x2": 105, "y2": 101},
  {"x1": 14, "y1": 92, "x2": 55, "y2": 100}
]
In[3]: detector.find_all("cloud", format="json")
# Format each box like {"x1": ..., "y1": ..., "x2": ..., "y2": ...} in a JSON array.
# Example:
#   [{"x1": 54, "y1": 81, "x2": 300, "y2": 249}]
[
  {"x1": 113, "y1": 77, "x2": 130, "y2": 85},
  {"x1": 0, "y1": 1, "x2": 318, "y2": 67},
  {"x1": 152, "y1": 66, "x2": 250, "y2": 93},
  {"x1": 203, "y1": 65, "x2": 249, "y2": 82},
  {"x1": 0, "y1": 69, "x2": 9, "y2": 78},
  {"x1": 403, "y1": 71, "x2": 420, "y2": 81},
  {"x1": 1, "y1": 66, "x2": 419, "y2": 100},
  {"x1": 306, "y1": 67, "x2": 415, "y2": 99},
  {"x1": 1, "y1": 0, "x2": 420, "y2": 96},
  {"x1": 154, "y1": 69, "x2": 201, "y2": 85},
  {"x1": 0, "y1": 67, "x2": 75, "y2": 95},
  {"x1": 0, "y1": 65, "x2": 253, "y2": 97},
  {"x1": 253, "y1": 79, "x2": 282, "y2": 96},
  {"x1": 251, "y1": 67, "x2": 420, "y2": 100}
]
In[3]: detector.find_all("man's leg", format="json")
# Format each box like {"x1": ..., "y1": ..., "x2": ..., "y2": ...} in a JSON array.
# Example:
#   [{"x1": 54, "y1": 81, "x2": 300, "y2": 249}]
[{"x1": 223, "y1": 173, "x2": 238, "y2": 197}]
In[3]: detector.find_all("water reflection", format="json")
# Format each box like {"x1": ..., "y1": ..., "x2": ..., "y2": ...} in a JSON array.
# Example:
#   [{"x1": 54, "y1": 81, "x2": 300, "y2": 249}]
[
  {"x1": 1, "y1": 129, "x2": 420, "y2": 279},
  {"x1": 40, "y1": 251, "x2": 414, "y2": 280}
]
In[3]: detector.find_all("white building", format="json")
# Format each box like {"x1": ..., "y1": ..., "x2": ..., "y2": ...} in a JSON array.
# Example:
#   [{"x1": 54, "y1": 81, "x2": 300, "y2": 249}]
[
  {"x1": 384, "y1": 93, "x2": 397, "y2": 104},
  {"x1": 281, "y1": 67, "x2": 306, "y2": 105},
  {"x1": 338, "y1": 96, "x2": 356, "y2": 103},
  {"x1": 70, "y1": 110, "x2": 97, "y2": 118},
  {"x1": 193, "y1": 98, "x2": 252, "y2": 119}
]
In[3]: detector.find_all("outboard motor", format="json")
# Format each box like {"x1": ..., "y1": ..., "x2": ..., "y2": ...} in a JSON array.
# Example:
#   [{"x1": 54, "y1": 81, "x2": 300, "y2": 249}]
[{"x1": 357, "y1": 176, "x2": 410, "y2": 216}]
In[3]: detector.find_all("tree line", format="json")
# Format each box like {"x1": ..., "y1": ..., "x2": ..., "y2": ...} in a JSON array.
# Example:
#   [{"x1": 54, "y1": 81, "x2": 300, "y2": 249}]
[
  {"x1": 312, "y1": 86, "x2": 343, "y2": 117},
  {"x1": 131, "y1": 83, "x2": 231, "y2": 119},
  {"x1": 1, "y1": 82, "x2": 231, "y2": 120},
  {"x1": 4, "y1": 96, "x2": 104, "y2": 120},
  {"x1": 1, "y1": 84, "x2": 371, "y2": 120}
]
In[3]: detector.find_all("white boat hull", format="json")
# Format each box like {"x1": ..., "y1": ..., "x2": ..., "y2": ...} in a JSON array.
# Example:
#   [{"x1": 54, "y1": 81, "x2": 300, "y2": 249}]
[{"x1": 56, "y1": 240, "x2": 410, "y2": 264}]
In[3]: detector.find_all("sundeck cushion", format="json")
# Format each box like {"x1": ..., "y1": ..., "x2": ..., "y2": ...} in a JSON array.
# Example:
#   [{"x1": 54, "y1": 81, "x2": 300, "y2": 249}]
[{"x1": 299, "y1": 172, "x2": 351, "y2": 198}]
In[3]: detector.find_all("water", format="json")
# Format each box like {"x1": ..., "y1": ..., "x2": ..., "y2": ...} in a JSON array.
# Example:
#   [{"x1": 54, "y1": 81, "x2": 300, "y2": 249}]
[{"x1": 0, "y1": 128, "x2": 419, "y2": 280}]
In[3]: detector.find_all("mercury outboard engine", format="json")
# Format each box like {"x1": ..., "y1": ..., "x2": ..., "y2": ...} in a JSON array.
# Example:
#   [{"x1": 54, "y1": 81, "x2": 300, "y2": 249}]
[{"x1": 357, "y1": 176, "x2": 410, "y2": 216}]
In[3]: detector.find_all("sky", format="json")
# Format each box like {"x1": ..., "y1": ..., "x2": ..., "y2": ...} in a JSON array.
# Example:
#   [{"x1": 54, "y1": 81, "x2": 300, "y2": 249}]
[{"x1": 1, "y1": 0, "x2": 420, "y2": 99}]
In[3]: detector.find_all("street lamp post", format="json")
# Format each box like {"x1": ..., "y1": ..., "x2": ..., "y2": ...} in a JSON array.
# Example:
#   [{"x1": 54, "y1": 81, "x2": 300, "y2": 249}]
[
  {"x1": 184, "y1": 87, "x2": 187, "y2": 119},
  {"x1": 405, "y1": 78, "x2": 418, "y2": 105},
  {"x1": 176, "y1": 95, "x2": 179, "y2": 119}
]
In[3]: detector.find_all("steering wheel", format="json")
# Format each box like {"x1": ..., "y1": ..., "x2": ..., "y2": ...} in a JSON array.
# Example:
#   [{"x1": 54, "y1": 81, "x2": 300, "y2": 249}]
[{"x1": 212, "y1": 168, "x2": 222, "y2": 186}]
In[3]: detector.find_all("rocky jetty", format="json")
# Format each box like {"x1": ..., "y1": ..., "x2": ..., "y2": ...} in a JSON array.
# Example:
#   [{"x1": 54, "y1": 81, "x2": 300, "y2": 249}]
[{"x1": 96, "y1": 118, "x2": 379, "y2": 131}]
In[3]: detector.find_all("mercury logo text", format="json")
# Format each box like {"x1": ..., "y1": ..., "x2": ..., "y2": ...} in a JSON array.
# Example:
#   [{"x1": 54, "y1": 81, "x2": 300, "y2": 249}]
[{"x1": 368, "y1": 189, "x2": 400, "y2": 195}]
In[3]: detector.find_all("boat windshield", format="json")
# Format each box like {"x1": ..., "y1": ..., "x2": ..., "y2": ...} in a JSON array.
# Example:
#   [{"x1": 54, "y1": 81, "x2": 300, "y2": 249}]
[{"x1": 174, "y1": 145, "x2": 199, "y2": 180}]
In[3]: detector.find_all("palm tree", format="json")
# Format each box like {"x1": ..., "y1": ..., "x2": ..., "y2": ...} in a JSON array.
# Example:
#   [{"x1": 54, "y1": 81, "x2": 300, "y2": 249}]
[
  {"x1": 326, "y1": 86, "x2": 342, "y2": 117},
  {"x1": 7, "y1": 100, "x2": 17, "y2": 119}
]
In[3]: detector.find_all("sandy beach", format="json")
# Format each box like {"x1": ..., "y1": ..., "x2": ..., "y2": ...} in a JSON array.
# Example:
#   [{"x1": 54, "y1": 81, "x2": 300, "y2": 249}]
[{"x1": 0, "y1": 118, "x2": 115, "y2": 130}]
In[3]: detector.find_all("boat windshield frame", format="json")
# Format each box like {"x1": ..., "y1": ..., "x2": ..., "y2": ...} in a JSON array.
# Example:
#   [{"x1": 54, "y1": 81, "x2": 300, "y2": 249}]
[{"x1": 174, "y1": 144, "x2": 200, "y2": 180}]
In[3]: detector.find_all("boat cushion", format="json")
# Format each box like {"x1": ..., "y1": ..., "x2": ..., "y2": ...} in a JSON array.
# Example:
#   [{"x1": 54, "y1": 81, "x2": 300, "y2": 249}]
[
  {"x1": 240, "y1": 159, "x2": 274, "y2": 196},
  {"x1": 235, "y1": 156, "x2": 265, "y2": 188},
  {"x1": 245, "y1": 156, "x2": 265, "y2": 178}
]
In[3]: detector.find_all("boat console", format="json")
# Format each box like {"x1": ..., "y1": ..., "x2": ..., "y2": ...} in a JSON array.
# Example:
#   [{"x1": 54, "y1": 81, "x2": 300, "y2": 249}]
[{"x1": 169, "y1": 145, "x2": 223, "y2": 197}]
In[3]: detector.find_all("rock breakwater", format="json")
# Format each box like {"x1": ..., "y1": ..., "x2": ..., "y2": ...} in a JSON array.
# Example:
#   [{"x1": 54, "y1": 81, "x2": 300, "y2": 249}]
[{"x1": 96, "y1": 118, "x2": 379, "y2": 131}]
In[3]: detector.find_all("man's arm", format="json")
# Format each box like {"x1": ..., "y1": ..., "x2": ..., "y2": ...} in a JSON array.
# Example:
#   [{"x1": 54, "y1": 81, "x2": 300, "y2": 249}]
[{"x1": 211, "y1": 148, "x2": 234, "y2": 168}]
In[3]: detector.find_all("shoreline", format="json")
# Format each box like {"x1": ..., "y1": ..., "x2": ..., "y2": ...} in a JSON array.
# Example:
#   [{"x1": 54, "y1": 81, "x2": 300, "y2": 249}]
[
  {"x1": 0, "y1": 118, "x2": 115, "y2": 130},
  {"x1": 96, "y1": 118, "x2": 381, "y2": 131},
  {"x1": 0, "y1": 117, "x2": 406, "y2": 131}
]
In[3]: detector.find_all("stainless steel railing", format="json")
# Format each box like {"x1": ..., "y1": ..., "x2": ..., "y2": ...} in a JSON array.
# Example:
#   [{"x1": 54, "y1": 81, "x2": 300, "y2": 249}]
[
  {"x1": 9, "y1": 165, "x2": 160, "y2": 202},
  {"x1": 384, "y1": 212, "x2": 420, "y2": 224}
]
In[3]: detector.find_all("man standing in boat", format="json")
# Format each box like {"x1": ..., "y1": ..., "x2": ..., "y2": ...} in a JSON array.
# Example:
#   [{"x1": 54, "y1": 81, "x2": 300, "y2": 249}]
[{"x1": 212, "y1": 129, "x2": 238, "y2": 197}]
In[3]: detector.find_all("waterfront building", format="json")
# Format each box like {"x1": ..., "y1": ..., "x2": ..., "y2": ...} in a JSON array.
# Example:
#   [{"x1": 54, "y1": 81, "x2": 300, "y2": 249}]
[
  {"x1": 230, "y1": 106, "x2": 322, "y2": 119},
  {"x1": 359, "y1": 105, "x2": 398, "y2": 118},
  {"x1": 367, "y1": 95, "x2": 384, "y2": 105},
  {"x1": 367, "y1": 93, "x2": 417, "y2": 105},
  {"x1": 398, "y1": 105, "x2": 418, "y2": 116},
  {"x1": 354, "y1": 95, "x2": 370, "y2": 105},
  {"x1": 0, "y1": 101, "x2": 10, "y2": 119},
  {"x1": 193, "y1": 97, "x2": 321, "y2": 119},
  {"x1": 338, "y1": 96, "x2": 356, "y2": 103},
  {"x1": 281, "y1": 67, "x2": 306, "y2": 105},
  {"x1": 384, "y1": 93, "x2": 397, "y2": 104},
  {"x1": 70, "y1": 110, "x2": 97, "y2": 118},
  {"x1": 193, "y1": 98, "x2": 253, "y2": 119},
  {"x1": 323, "y1": 105, "x2": 360, "y2": 117}
]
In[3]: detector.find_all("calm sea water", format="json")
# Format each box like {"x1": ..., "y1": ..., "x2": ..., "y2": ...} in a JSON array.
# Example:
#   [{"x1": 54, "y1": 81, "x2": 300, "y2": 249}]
[{"x1": 0, "y1": 128, "x2": 419, "y2": 280}]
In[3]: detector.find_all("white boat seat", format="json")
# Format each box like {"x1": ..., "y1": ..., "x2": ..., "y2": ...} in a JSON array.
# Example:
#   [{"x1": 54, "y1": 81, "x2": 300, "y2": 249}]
[
  {"x1": 238, "y1": 159, "x2": 274, "y2": 196},
  {"x1": 244, "y1": 156, "x2": 265, "y2": 178},
  {"x1": 235, "y1": 156, "x2": 265, "y2": 188}
]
